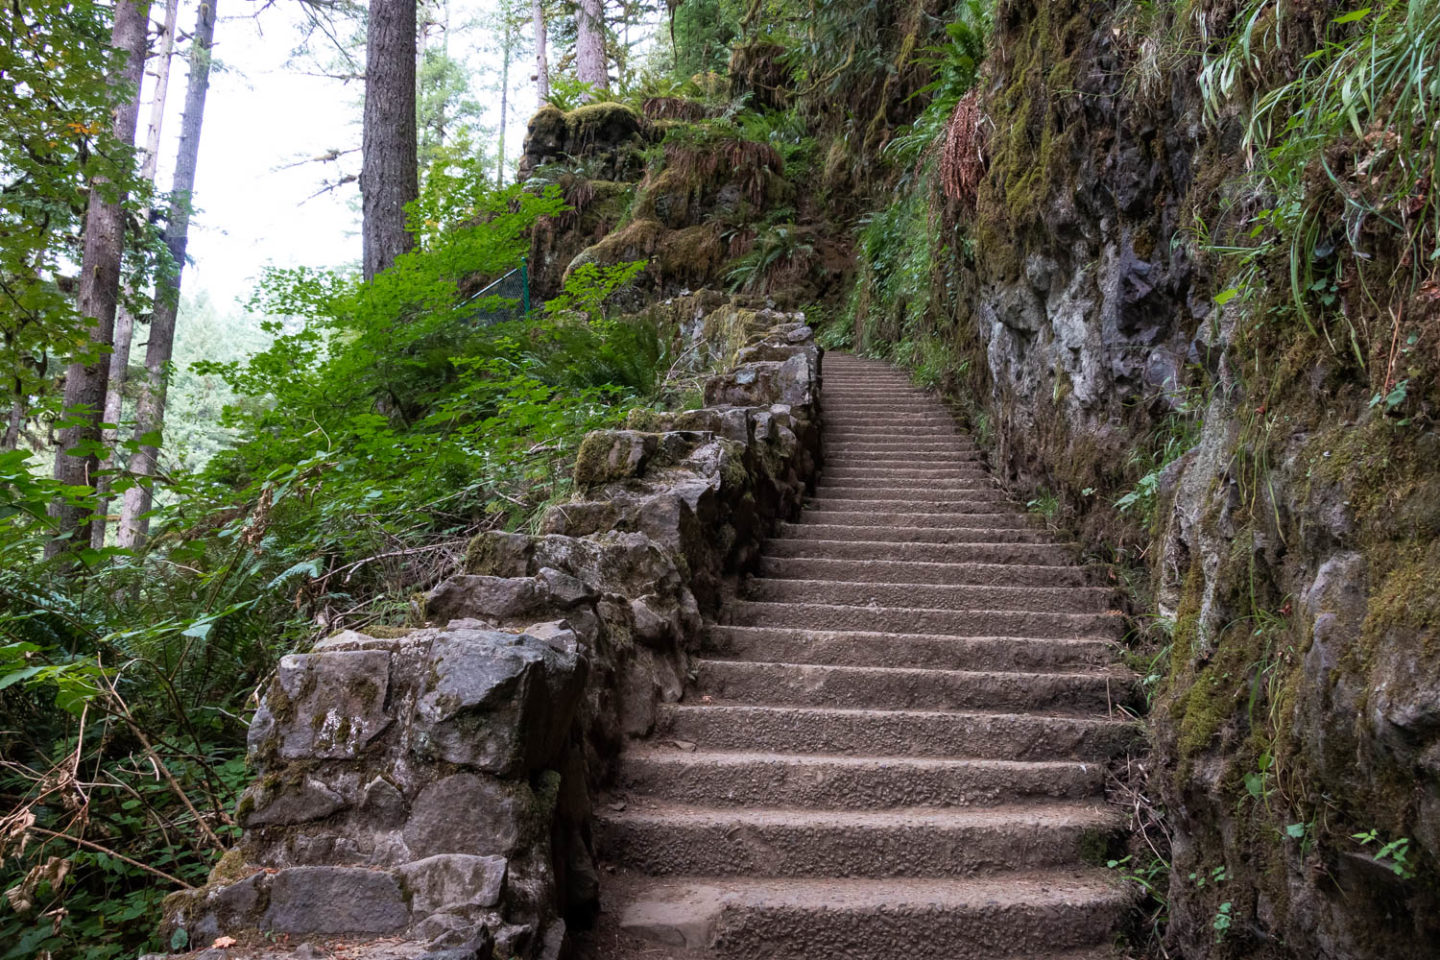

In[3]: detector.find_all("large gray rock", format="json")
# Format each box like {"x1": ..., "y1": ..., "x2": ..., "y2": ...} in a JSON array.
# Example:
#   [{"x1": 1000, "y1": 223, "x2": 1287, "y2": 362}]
[
  {"x1": 399, "y1": 854, "x2": 507, "y2": 914},
  {"x1": 263, "y1": 866, "x2": 409, "y2": 934},
  {"x1": 248, "y1": 650, "x2": 393, "y2": 761},
  {"x1": 403, "y1": 773, "x2": 525, "y2": 858},
  {"x1": 412, "y1": 629, "x2": 586, "y2": 774}
]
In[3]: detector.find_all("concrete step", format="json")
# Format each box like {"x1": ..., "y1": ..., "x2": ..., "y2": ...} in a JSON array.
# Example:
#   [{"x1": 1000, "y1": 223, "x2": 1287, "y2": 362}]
[
  {"x1": 811, "y1": 487, "x2": 1008, "y2": 504},
  {"x1": 615, "y1": 750, "x2": 1106, "y2": 809},
  {"x1": 725, "y1": 600, "x2": 1123, "y2": 639},
  {"x1": 824, "y1": 448, "x2": 985, "y2": 464},
  {"x1": 823, "y1": 408, "x2": 956, "y2": 417},
  {"x1": 596, "y1": 802, "x2": 1124, "y2": 878},
  {"x1": 827, "y1": 434, "x2": 977, "y2": 447},
  {"x1": 821, "y1": 465, "x2": 991, "y2": 479},
  {"x1": 614, "y1": 872, "x2": 1133, "y2": 958},
  {"x1": 827, "y1": 426, "x2": 966, "y2": 439},
  {"x1": 704, "y1": 624, "x2": 1115, "y2": 673},
  {"x1": 756, "y1": 557, "x2": 1084, "y2": 587},
  {"x1": 783, "y1": 513, "x2": 1032, "y2": 532},
  {"x1": 809, "y1": 497, "x2": 1018, "y2": 515},
  {"x1": 824, "y1": 415, "x2": 960, "y2": 428},
  {"x1": 657, "y1": 703, "x2": 1143, "y2": 762},
  {"x1": 743, "y1": 578, "x2": 1114, "y2": 614},
  {"x1": 693, "y1": 659, "x2": 1129, "y2": 713},
  {"x1": 815, "y1": 477, "x2": 998, "y2": 492},
  {"x1": 783, "y1": 521, "x2": 1054, "y2": 544},
  {"x1": 763, "y1": 538, "x2": 1077, "y2": 565}
]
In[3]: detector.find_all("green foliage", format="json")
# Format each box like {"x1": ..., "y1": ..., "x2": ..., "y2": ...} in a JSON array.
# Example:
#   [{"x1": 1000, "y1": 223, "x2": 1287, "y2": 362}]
[
  {"x1": 1352, "y1": 829, "x2": 1417, "y2": 879},
  {"x1": 668, "y1": 0, "x2": 742, "y2": 78},
  {"x1": 0, "y1": 0, "x2": 162, "y2": 434},
  {"x1": 884, "y1": 1, "x2": 991, "y2": 172},
  {"x1": 726, "y1": 223, "x2": 812, "y2": 293},
  {"x1": 0, "y1": 167, "x2": 686, "y2": 957},
  {"x1": 1201, "y1": 1, "x2": 1440, "y2": 366},
  {"x1": 543, "y1": 73, "x2": 602, "y2": 111}
]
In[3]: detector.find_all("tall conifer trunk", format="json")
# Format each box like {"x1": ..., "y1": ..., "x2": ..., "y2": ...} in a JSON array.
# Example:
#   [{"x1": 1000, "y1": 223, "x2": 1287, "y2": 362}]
[
  {"x1": 49, "y1": 0, "x2": 151, "y2": 557},
  {"x1": 576, "y1": 0, "x2": 607, "y2": 93},
  {"x1": 117, "y1": 0, "x2": 218, "y2": 550},
  {"x1": 533, "y1": 0, "x2": 548, "y2": 101},
  {"x1": 361, "y1": 0, "x2": 419, "y2": 281}
]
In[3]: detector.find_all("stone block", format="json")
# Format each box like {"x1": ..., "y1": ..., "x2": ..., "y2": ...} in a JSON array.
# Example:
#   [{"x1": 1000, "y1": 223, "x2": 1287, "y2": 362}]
[
  {"x1": 399, "y1": 854, "x2": 507, "y2": 914},
  {"x1": 241, "y1": 776, "x2": 347, "y2": 828},
  {"x1": 411, "y1": 629, "x2": 585, "y2": 773},
  {"x1": 248, "y1": 650, "x2": 392, "y2": 761},
  {"x1": 262, "y1": 866, "x2": 408, "y2": 934},
  {"x1": 403, "y1": 773, "x2": 524, "y2": 859}
]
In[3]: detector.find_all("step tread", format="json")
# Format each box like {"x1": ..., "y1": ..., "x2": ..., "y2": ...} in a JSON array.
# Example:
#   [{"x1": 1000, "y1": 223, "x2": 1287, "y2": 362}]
[
  {"x1": 601, "y1": 799, "x2": 1121, "y2": 829},
  {"x1": 622, "y1": 747, "x2": 1099, "y2": 775},
  {"x1": 616, "y1": 868, "x2": 1132, "y2": 910}
]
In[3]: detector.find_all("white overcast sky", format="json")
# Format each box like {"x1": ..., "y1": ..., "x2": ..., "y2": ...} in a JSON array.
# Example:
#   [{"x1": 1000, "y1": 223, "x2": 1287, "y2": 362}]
[{"x1": 158, "y1": 0, "x2": 540, "y2": 309}]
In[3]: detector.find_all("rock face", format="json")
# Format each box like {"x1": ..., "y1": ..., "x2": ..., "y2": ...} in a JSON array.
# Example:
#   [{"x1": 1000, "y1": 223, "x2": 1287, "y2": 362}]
[
  {"x1": 166, "y1": 316, "x2": 821, "y2": 958},
  {"x1": 907, "y1": 1, "x2": 1440, "y2": 957}
]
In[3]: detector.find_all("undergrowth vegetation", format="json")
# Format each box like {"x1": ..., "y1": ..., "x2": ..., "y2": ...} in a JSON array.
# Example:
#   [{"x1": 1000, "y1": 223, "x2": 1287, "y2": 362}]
[{"x1": 0, "y1": 167, "x2": 689, "y2": 957}]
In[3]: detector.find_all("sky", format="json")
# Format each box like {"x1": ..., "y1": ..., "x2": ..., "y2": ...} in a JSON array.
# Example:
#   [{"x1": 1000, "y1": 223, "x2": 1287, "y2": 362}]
[{"x1": 154, "y1": 0, "x2": 540, "y2": 310}]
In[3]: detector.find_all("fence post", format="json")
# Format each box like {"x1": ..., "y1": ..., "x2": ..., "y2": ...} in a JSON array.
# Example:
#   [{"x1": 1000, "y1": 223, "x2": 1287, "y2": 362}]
[{"x1": 522, "y1": 258, "x2": 531, "y2": 315}]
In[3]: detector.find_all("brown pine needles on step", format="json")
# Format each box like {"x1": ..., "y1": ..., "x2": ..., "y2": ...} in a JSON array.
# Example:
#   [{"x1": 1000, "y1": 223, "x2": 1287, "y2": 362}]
[{"x1": 940, "y1": 90, "x2": 987, "y2": 205}]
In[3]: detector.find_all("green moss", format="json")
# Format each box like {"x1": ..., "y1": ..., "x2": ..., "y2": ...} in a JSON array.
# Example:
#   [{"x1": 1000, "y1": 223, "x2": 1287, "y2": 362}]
[
  {"x1": 656, "y1": 224, "x2": 724, "y2": 282},
  {"x1": 624, "y1": 408, "x2": 672, "y2": 432},
  {"x1": 567, "y1": 219, "x2": 665, "y2": 278},
  {"x1": 207, "y1": 848, "x2": 252, "y2": 886},
  {"x1": 362, "y1": 625, "x2": 414, "y2": 640}
]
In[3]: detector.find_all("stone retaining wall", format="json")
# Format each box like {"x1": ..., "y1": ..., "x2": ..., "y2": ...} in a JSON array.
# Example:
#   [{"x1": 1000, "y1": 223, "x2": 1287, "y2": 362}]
[{"x1": 163, "y1": 309, "x2": 821, "y2": 960}]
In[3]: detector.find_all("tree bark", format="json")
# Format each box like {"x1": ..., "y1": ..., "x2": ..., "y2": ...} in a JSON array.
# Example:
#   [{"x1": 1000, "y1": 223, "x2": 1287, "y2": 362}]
[
  {"x1": 533, "y1": 0, "x2": 548, "y2": 101},
  {"x1": 361, "y1": 0, "x2": 419, "y2": 281},
  {"x1": 117, "y1": 0, "x2": 218, "y2": 550},
  {"x1": 48, "y1": 0, "x2": 151, "y2": 558},
  {"x1": 576, "y1": 0, "x2": 607, "y2": 93},
  {"x1": 497, "y1": 4, "x2": 512, "y2": 187},
  {"x1": 95, "y1": 0, "x2": 181, "y2": 549}
]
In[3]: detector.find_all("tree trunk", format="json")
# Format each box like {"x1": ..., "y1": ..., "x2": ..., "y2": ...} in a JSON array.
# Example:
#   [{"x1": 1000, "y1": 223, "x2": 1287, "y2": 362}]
[
  {"x1": 497, "y1": 7, "x2": 512, "y2": 187},
  {"x1": 95, "y1": 0, "x2": 181, "y2": 549},
  {"x1": 575, "y1": 0, "x2": 607, "y2": 93},
  {"x1": 117, "y1": 0, "x2": 218, "y2": 550},
  {"x1": 48, "y1": 0, "x2": 151, "y2": 558},
  {"x1": 533, "y1": 0, "x2": 548, "y2": 101},
  {"x1": 361, "y1": 0, "x2": 419, "y2": 281}
]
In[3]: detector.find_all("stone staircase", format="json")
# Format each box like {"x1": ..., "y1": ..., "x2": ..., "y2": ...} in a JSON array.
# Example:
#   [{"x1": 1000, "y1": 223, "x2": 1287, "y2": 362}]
[{"x1": 589, "y1": 354, "x2": 1140, "y2": 959}]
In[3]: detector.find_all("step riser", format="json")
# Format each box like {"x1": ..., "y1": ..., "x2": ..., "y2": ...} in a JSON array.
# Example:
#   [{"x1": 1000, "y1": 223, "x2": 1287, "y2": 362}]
[
  {"x1": 817, "y1": 480, "x2": 996, "y2": 495},
  {"x1": 707, "y1": 626, "x2": 1112, "y2": 671},
  {"x1": 786, "y1": 513, "x2": 1031, "y2": 531},
  {"x1": 810, "y1": 500, "x2": 1017, "y2": 515},
  {"x1": 828, "y1": 443, "x2": 973, "y2": 455},
  {"x1": 778, "y1": 528, "x2": 1049, "y2": 545},
  {"x1": 745, "y1": 580, "x2": 1114, "y2": 614},
  {"x1": 813, "y1": 489, "x2": 1007, "y2": 503},
  {"x1": 828, "y1": 430, "x2": 967, "y2": 441},
  {"x1": 597, "y1": 816, "x2": 1120, "y2": 878},
  {"x1": 701, "y1": 899, "x2": 1128, "y2": 959},
  {"x1": 727, "y1": 602, "x2": 1122, "y2": 639},
  {"x1": 764, "y1": 539, "x2": 1075, "y2": 564},
  {"x1": 821, "y1": 469, "x2": 992, "y2": 481},
  {"x1": 825, "y1": 452, "x2": 984, "y2": 464},
  {"x1": 823, "y1": 410, "x2": 954, "y2": 419},
  {"x1": 757, "y1": 557, "x2": 1083, "y2": 586},
  {"x1": 617, "y1": 756, "x2": 1104, "y2": 809},
  {"x1": 695, "y1": 660, "x2": 1125, "y2": 712},
  {"x1": 658, "y1": 705, "x2": 1143, "y2": 762}
]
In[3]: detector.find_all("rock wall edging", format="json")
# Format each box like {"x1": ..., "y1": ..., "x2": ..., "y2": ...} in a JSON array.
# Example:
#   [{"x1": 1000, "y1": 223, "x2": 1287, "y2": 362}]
[{"x1": 163, "y1": 307, "x2": 822, "y2": 960}]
